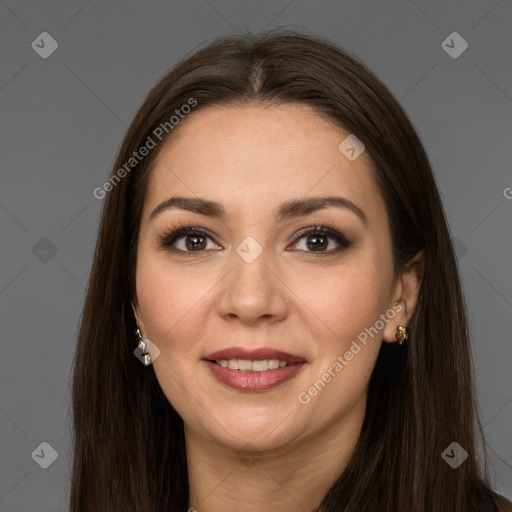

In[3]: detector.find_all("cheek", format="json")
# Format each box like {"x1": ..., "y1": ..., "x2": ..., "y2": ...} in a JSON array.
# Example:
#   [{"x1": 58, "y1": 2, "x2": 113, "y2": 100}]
[
  {"x1": 291, "y1": 257, "x2": 391, "y2": 341},
  {"x1": 294, "y1": 270, "x2": 387, "y2": 414},
  {"x1": 135, "y1": 252, "x2": 221, "y2": 364},
  {"x1": 135, "y1": 257, "x2": 209, "y2": 409},
  {"x1": 287, "y1": 259, "x2": 391, "y2": 408}
]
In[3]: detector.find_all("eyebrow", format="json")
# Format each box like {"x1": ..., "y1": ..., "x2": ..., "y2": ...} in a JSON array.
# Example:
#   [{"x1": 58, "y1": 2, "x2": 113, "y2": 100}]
[{"x1": 149, "y1": 195, "x2": 368, "y2": 226}]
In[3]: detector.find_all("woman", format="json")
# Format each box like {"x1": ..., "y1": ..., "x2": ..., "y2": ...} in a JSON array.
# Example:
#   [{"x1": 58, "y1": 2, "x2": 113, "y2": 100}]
[{"x1": 70, "y1": 30, "x2": 512, "y2": 511}]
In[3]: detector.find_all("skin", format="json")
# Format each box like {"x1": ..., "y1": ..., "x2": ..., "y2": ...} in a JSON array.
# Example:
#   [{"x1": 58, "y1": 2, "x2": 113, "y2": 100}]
[{"x1": 132, "y1": 103, "x2": 424, "y2": 512}]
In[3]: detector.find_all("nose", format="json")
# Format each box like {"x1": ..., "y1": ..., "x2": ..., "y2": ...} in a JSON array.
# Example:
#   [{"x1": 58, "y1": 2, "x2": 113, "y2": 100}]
[{"x1": 216, "y1": 241, "x2": 289, "y2": 326}]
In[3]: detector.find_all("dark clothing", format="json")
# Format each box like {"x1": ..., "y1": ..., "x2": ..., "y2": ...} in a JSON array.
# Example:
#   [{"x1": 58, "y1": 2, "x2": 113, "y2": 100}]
[{"x1": 475, "y1": 490, "x2": 509, "y2": 511}]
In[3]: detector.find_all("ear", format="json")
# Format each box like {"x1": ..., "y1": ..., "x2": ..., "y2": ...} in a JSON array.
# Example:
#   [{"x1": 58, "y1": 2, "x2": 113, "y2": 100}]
[
  {"x1": 130, "y1": 290, "x2": 146, "y2": 336},
  {"x1": 382, "y1": 249, "x2": 425, "y2": 343}
]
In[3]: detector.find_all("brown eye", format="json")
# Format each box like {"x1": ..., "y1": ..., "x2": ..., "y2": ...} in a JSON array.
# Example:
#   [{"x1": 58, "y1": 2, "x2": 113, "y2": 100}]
[
  {"x1": 159, "y1": 224, "x2": 353, "y2": 257},
  {"x1": 159, "y1": 227, "x2": 222, "y2": 256},
  {"x1": 291, "y1": 225, "x2": 353, "y2": 255}
]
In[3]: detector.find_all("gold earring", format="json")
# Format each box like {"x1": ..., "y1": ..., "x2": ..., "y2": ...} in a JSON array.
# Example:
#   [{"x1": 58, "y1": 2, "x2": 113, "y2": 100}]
[
  {"x1": 395, "y1": 325, "x2": 409, "y2": 345},
  {"x1": 135, "y1": 327, "x2": 152, "y2": 365}
]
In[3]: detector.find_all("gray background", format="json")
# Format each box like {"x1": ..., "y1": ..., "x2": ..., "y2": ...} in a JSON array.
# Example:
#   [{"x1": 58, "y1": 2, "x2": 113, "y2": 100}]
[{"x1": 0, "y1": 0, "x2": 511, "y2": 510}]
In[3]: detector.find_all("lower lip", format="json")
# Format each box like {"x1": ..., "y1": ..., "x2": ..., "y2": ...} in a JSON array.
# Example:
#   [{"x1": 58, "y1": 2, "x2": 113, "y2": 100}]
[{"x1": 203, "y1": 360, "x2": 306, "y2": 391}]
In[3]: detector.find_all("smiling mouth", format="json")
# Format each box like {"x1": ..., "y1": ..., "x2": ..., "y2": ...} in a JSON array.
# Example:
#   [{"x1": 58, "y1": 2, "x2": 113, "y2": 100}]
[{"x1": 205, "y1": 359, "x2": 304, "y2": 372}]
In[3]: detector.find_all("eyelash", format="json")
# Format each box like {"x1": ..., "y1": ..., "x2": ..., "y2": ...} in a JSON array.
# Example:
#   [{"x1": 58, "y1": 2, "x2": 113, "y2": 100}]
[{"x1": 158, "y1": 222, "x2": 354, "y2": 258}]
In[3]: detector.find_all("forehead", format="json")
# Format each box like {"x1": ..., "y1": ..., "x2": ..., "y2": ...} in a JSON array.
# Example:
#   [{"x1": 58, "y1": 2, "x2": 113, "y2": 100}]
[{"x1": 144, "y1": 103, "x2": 385, "y2": 223}]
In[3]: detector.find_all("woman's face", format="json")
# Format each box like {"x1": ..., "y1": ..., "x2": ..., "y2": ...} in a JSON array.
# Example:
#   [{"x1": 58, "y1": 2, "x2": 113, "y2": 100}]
[{"x1": 133, "y1": 103, "x2": 408, "y2": 452}]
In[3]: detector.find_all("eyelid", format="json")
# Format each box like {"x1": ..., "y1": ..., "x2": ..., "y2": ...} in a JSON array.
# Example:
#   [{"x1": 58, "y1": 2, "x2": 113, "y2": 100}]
[
  {"x1": 158, "y1": 223, "x2": 354, "y2": 255},
  {"x1": 291, "y1": 224, "x2": 352, "y2": 246},
  {"x1": 158, "y1": 225, "x2": 220, "y2": 255}
]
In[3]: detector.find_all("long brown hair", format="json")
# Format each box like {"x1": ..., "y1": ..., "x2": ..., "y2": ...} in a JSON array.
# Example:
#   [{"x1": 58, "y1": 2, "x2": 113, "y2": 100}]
[{"x1": 70, "y1": 29, "x2": 507, "y2": 511}]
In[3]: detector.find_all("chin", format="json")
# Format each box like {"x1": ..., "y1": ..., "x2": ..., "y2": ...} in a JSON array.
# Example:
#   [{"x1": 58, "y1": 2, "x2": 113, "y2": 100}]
[{"x1": 198, "y1": 408, "x2": 305, "y2": 452}]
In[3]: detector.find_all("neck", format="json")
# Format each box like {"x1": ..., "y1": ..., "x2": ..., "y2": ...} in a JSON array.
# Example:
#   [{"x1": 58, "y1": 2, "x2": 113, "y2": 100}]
[{"x1": 184, "y1": 399, "x2": 365, "y2": 512}]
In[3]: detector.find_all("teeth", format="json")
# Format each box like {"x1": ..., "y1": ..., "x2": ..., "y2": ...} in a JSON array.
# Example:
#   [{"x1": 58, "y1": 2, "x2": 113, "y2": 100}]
[
  {"x1": 216, "y1": 359, "x2": 291, "y2": 372},
  {"x1": 238, "y1": 359, "x2": 253, "y2": 371},
  {"x1": 227, "y1": 360, "x2": 238, "y2": 370}
]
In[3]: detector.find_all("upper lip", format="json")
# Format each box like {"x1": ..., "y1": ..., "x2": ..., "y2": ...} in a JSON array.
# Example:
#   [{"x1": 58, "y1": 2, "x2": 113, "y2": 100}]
[{"x1": 204, "y1": 347, "x2": 306, "y2": 364}]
